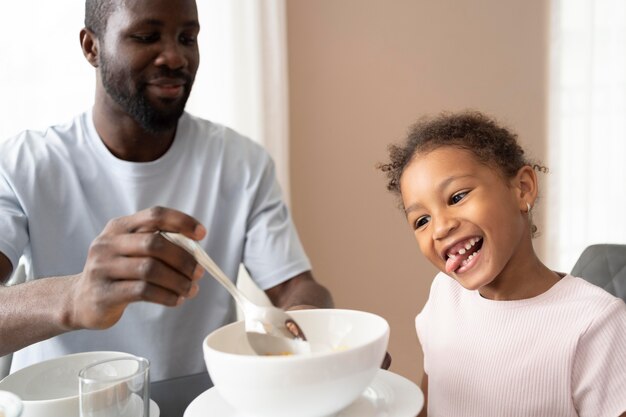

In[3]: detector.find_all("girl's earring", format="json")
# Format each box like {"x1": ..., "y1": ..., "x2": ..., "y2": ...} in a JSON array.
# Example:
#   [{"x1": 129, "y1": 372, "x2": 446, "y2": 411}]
[{"x1": 526, "y1": 202, "x2": 537, "y2": 236}]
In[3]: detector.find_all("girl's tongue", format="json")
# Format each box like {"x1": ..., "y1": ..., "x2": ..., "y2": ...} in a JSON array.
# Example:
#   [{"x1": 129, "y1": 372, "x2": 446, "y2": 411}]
[{"x1": 445, "y1": 255, "x2": 463, "y2": 274}]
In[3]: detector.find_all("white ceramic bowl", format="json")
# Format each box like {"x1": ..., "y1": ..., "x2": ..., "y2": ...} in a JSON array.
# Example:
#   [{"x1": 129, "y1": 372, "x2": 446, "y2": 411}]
[
  {"x1": 203, "y1": 309, "x2": 390, "y2": 417},
  {"x1": 0, "y1": 351, "x2": 131, "y2": 417}
]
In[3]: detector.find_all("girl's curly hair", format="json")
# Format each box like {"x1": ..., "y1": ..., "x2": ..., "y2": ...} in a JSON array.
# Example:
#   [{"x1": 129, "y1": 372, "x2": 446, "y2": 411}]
[
  {"x1": 377, "y1": 111, "x2": 548, "y2": 236},
  {"x1": 378, "y1": 111, "x2": 547, "y2": 195}
]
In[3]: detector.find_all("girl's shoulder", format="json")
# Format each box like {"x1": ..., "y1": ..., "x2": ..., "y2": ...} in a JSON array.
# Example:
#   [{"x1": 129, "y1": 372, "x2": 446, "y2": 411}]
[
  {"x1": 559, "y1": 274, "x2": 625, "y2": 313},
  {"x1": 542, "y1": 275, "x2": 626, "y2": 338}
]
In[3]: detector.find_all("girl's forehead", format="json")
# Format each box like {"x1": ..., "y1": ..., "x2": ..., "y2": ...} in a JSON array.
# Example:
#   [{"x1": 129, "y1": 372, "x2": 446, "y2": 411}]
[{"x1": 401, "y1": 146, "x2": 504, "y2": 191}]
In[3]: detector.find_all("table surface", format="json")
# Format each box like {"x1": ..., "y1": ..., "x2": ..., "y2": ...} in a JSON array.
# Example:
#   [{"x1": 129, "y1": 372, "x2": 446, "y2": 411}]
[{"x1": 150, "y1": 372, "x2": 213, "y2": 417}]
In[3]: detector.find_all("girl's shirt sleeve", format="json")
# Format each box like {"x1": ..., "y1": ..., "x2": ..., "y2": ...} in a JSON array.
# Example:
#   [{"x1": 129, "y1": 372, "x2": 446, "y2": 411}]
[{"x1": 572, "y1": 299, "x2": 626, "y2": 417}]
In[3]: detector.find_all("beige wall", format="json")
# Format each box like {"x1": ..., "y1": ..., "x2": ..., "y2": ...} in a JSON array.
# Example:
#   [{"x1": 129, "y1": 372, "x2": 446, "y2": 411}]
[{"x1": 287, "y1": 0, "x2": 549, "y2": 383}]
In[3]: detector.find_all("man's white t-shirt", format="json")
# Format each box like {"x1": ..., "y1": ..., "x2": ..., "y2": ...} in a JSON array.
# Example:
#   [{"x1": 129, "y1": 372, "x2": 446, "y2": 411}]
[{"x1": 0, "y1": 111, "x2": 311, "y2": 381}]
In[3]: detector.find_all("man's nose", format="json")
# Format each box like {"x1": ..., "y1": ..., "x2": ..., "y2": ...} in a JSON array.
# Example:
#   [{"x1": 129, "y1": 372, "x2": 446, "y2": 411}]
[{"x1": 155, "y1": 39, "x2": 187, "y2": 69}]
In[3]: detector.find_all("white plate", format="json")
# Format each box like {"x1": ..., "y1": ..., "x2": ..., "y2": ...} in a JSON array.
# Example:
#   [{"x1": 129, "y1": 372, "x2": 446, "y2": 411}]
[
  {"x1": 115, "y1": 397, "x2": 160, "y2": 417},
  {"x1": 183, "y1": 370, "x2": 423, "y2": 417},
  {"x1": 149, "y1": 399, "x2": 162, "y2": 417},
  {"x1": 121, "y1": 398, "x2": 160, "y2": 417}
]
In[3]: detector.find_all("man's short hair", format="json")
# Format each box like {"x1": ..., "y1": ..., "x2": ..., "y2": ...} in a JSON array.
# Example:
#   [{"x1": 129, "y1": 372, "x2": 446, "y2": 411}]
[{"x1": 84, "y1": 0, "x2": 119, "y2": 36}]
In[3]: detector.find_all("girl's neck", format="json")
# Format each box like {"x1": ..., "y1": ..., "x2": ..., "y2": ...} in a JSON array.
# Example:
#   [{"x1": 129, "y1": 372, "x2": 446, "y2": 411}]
[{"x1": 478, "y1": 242, "x2": 562, "y2": 301}]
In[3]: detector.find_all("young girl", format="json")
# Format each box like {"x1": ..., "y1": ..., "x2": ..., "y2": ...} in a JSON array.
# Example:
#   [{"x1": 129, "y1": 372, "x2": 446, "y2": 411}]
[{"x1": 378, "y1": 111, "x2": 626, "y2": 417}]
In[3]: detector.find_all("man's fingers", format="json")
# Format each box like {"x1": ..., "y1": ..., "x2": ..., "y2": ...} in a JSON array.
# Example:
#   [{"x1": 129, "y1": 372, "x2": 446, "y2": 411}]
[
  {"x1": 381, "y1": 352, "x2": 392, "y2": 370},
  {"x1": 94, "y1": 233, "x2": 200, "y2": 280},
  {"x1": 103, "y1": 206, "x2": 206, "y2": 239},
  {"x1": 102, "y1": 255, "x2": 197, "y2": 297},
  {"x1": 107, "y1": 279, "x2": 182, "y2": 307}
]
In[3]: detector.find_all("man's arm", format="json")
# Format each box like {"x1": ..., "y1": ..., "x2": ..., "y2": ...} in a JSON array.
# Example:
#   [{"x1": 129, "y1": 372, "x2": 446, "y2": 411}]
[
  {"x1": 264, "y1": 271, "x2": 333, "y2": 310},
  {"x1": 0, "y1": 258, "x2": 81, "y2": 356},
  {"x1": 0, "y1": 207, "x2": 205, "y2": 357}
]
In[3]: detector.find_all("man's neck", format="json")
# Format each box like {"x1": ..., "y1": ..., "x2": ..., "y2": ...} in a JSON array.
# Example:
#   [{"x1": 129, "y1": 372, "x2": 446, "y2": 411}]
[{"x1": 92, "y1": 101, "x2": 177, "y2": 163}]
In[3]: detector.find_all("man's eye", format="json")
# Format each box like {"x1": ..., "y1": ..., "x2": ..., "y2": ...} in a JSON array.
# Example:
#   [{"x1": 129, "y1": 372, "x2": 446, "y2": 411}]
[
  {"x1": 132, "y1": 33, "x2": 159, "y2": 43},
  {"x1": 450, "y1": 191, "x2": 468, "y2": 205},
  {"x1": 180, "y1": 34, "x2": 197, "y2": 45},
  {"x1": 415, "y1": 216, "x2": 430, "y2": 229}
]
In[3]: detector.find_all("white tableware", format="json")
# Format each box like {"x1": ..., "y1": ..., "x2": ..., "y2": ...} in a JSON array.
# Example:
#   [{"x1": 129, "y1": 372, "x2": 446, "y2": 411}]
[
  {"x1": 0, "y1": 390, "x2": 23, "y2": 417},
  {"x1": 0, "y1": 352, "x2": 159, "y2": 417},
  {"x1": 203, "y1": 309, "x2": 390, "y2": 417},
  {"x1": 161, "y1": 232, "x2": 310, "y2": 355},
  {"x1": 184, "y1": 369, "x2": 423, "y2": 417},
  {"x1": 79, "y1": 356, "x2": 150, "y2": 417}
]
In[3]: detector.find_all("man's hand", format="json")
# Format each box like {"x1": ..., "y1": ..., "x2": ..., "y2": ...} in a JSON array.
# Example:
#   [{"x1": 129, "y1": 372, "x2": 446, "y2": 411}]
[
  {"x1": 381, "y1": 352, "x2": 392, "y2": 370},
  {"x1": 265, "y1": 271, "x2": 334, "y2": 311},
  {"x1": 65, "y1": 206, "x2": 206, "y2": 330}
]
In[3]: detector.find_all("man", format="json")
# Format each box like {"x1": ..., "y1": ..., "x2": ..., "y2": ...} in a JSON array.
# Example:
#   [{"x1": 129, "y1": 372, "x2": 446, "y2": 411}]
[{"x1": 0, "y1": 0, "x2": 332, "y2": 412}]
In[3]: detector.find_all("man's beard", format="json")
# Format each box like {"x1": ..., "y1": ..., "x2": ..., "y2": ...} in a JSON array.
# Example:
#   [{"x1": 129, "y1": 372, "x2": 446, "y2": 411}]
[{"x1": 100, "y1": 58, "x2": 193, "y2": 134}]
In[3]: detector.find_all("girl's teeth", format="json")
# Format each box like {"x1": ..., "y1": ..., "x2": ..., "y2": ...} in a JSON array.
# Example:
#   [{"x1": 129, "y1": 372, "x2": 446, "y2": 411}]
[
  {"x1": 461, "y1": 249, "x2": 481, "y2": 268},
  {"x1": 447, "y1": 238, "x2": 482, "y2": 259}
]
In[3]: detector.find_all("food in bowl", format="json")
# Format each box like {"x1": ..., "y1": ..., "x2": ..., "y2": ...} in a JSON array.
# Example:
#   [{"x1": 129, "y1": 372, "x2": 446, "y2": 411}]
[{"x1": 203, "y1": 308, "x2": 389, "y2": 417}]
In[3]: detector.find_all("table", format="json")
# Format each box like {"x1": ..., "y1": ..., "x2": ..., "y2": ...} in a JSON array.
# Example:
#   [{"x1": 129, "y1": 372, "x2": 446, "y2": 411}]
[{"x1": 150, "y1": 372, "x2": 213, "y2": 417}]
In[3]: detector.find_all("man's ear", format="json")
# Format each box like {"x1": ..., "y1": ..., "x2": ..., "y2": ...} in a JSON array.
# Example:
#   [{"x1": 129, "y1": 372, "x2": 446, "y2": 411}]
[
  {"x1": 513, "y1": 165, "x2": 538, "y2": 211},
  {"x1": 80, "y1": 28, "x2": 100, "y2": 68}
]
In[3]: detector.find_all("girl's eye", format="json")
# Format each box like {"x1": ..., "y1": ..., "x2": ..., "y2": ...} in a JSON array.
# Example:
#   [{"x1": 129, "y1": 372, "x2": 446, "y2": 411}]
[
  {"x1": 415, "y1": 215, "x2": 430, "y2": 229},
  {"x1": 450, "y1": 191, "x2": 468, "y2": 205}
]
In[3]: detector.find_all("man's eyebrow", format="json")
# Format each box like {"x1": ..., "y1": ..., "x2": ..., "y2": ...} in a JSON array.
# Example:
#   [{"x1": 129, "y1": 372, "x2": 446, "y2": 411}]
[
  {"x1": 182, "y1": 21, "x2": 200, "y2": 29},
  {"x1": 135, "y1": 19, "x2": 164, "y2": 27},
  {"x1": 134, "y1": 19, "x2": 200, "y2": 29}
]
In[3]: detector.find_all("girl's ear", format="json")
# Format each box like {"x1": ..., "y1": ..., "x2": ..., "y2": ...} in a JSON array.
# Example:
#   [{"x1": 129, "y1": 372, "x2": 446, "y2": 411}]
[
  {"x1": 512, "y1": 165, "x2": 538, "y2": 211},
  {"x1": 80, "y1": 28, "x2": 100, "y2": 68}
]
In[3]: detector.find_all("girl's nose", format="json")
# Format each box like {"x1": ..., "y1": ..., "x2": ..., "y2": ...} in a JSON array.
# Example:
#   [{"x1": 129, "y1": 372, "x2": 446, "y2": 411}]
[{"x1": 432, "y1": 215, "x2": 459, "y2": 240}]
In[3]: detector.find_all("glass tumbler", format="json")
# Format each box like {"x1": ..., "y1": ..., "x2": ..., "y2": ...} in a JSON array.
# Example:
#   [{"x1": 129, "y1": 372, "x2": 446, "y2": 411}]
[
  {"x1": 79, "y1": 356, "x2": 150, "y2": 417},
  {"x1": 0, "y1": 390, "x2": 22, "y2": 417}
]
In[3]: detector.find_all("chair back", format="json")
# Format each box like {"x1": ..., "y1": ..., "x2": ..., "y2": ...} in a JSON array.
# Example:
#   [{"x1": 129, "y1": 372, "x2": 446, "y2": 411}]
[{"x1": 570, "y1": 244, "x2": 626, "y2": 302}]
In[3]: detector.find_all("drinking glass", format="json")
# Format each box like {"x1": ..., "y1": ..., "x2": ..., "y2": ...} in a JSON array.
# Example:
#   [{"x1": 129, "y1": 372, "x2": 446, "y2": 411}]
[
  {"x1": 79, "y1": 356, "x2": 150, "y2": 417},
  {"x1": 0, "y1": 390, "x2": 22, "y2": 417}
]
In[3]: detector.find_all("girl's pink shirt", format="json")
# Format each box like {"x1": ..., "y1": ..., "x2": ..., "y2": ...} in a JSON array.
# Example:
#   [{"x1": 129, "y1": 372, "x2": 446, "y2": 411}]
[{"x1": 416, "y1": 272, "x2": 626, "y2": 417}]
